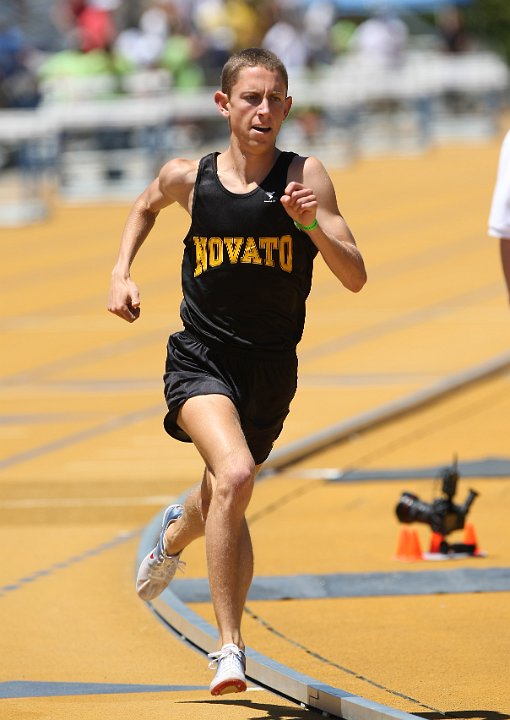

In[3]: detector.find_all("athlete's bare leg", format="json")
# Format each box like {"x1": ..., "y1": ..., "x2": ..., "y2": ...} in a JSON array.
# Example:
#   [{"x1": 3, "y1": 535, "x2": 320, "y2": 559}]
[
  {"x1": 163, "y1": 477, "x2": 207, "y2": 554},
  {"x1": 171, "y1": 393, "x2": 259, "y2": 650},
  {"x1": 164, "y1": 466, "x2": 257, "y2": 644},
  {"x1": 203, "y1": 466, "x2": 255, "y2": 648}
]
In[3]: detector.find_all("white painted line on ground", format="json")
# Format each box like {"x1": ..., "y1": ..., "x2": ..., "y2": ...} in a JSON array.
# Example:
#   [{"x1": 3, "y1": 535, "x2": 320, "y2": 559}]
[{"x1": 0, "y1": 496, "x2": 173, "y2": 509}]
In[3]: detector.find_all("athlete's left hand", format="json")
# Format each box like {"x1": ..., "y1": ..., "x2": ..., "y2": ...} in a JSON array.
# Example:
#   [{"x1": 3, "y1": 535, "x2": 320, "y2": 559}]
[{"x1": 281, "y1": 181, "x2": 318, "y2": 228}]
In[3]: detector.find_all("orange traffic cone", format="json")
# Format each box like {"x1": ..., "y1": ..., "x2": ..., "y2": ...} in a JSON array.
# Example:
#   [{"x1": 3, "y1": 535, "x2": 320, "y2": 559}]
[
  {"x1": 409, "y1": 530, "x2": 423, "y2": 560},
  {"x1": 429, "y1": 531, "x2": 444, "y2": 554},
  {"x1": 394, "y1": 528, "x2": 423, "y2": 561},
  {"x1": 463, "y1": 523, "x2": 478, "y2": 550},
  {"x1": 394, "y1": 528, "x2": 410, "y2": 560}
]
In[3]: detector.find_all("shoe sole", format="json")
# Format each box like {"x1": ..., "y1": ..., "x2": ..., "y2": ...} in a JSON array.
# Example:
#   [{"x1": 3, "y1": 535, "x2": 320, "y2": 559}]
[{"x1": 210, "y1": 678, "x2": 247, "y2": 696}]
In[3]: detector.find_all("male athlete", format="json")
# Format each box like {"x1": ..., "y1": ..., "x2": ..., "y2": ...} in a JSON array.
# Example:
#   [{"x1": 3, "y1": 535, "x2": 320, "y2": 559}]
[{"x1": 108, "y1": 47, "x2": 366, "y2": 696}]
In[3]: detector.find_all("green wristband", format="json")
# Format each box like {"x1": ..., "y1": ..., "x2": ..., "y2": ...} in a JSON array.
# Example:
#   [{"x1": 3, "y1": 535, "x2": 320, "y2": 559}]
[{"x1": 294, "y1": 218, "x2": 318, "y2": 232}]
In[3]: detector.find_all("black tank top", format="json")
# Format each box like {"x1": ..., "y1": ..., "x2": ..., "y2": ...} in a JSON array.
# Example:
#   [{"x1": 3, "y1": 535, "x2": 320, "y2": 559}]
[{"x1": 179, "y1": 151, "x2": 318, "y2": 352}]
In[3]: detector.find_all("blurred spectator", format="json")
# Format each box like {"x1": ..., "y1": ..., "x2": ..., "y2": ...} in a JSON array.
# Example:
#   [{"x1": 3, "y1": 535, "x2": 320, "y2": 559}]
[
  {"x1": 160, "y1": 33, "x2": 205, "y2": 88},
  {"x1": 330, "y1": 16, "x2": 357, "y2": 57},
  {"x1": 79, "y1": 0, "x2": 119, "y2": 51},
  {"x1": 114, "y1": 1, "x2": 171, "y2": 69},
  {"x1": 303, "y1": 0, "x2": 336, "y2": 68},
  {"x1": 37, "y1": 45, "x2": 130, "y2": 101},
  {"x1": 262, "y1": 1, "x2": 308, "y2": 70},
  {"x1": 0, "y1": 11, "x2": 40, "y2": 107},
  {"x1": 51, "y1": 0, "x2": 120, "y2": 53},
  {"x1": 435, "y1": 5, "x2": 469, "y2": 54},
  {"x1": 193, "y1": 0, "x2": 233, "y2": 47},
  {"x1": 197, "y1": 36, "x2": 232, "y2": 86},
  {"x1": 224, "y1": 0, "x2": 266, "y2": 50},
  {"x1": 192, "y1": 0, "x2": 235, "y2": 84},
  {"x1": 155, "y1": 6, "x2": 206, "y2": 88},
  {"x1": 0, "y1": 13, "x2": 26, "y2": 77},
  {"x1": 348, "y1": 9, "x2": 408, "y2": 69}
]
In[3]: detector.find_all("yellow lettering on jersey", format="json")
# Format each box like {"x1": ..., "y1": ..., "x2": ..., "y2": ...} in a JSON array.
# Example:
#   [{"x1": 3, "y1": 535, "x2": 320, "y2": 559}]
[
  {"x1": 208, "y1": 237, "x2": 223, "y2": 267},
  {"x1": 259, "y1": 237, "x2": 279, "y2": 267},
  {"x1": 224, "y1": 237, "x2": 244, "y2": 264},
  {"x1": 279, "y1": 235, "x2": 293, "y2": 273},
  {"x1": 193, "y1": 236, "x2": 208, "y2": 277},
  {"x1": 193, "y1": 235, "x2": 293, "y2": 275},
  {"x1": 241, "y1": 237, "x2": 263, "y2": 265}
]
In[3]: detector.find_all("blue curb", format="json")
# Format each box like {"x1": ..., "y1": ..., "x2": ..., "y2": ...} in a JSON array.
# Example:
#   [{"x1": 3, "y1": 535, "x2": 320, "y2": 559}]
[
  {"x1": 0, "y1": 681, "x2": 207, "y2": 699},
  {"x1": 169, "y1": 566, "x2": 510, "y2": 602}
]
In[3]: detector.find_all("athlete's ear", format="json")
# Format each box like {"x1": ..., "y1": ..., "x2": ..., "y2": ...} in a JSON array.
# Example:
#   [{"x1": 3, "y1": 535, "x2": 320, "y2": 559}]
[
  {"x1": 283, "y1": 95, "x2": 292, "y2": 120},
  {"x1": 215, "y1": 90, "x2": 230, "y2": 118}
]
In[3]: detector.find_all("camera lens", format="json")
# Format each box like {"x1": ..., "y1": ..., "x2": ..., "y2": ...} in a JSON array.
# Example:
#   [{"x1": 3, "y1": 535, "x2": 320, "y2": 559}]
[{"x1": 395, "y1": 491, "x2": 434, "y2": 525}]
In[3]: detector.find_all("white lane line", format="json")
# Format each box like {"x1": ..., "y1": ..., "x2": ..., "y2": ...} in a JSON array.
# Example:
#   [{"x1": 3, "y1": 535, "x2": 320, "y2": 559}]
[{"x1": 0, "y1": 496, "x2": 173, "y2": 509}]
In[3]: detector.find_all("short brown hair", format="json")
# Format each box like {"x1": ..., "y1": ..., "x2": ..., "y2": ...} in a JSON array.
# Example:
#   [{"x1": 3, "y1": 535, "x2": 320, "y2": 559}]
[{"x1": 221, "y1": 48, "x2": 289, "y2": 97}]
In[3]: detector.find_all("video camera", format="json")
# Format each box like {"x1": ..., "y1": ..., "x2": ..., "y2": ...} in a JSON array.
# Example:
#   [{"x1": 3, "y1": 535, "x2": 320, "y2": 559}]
[{"x1": 395, "y1": 457, "x2": 478, "y2": 536}]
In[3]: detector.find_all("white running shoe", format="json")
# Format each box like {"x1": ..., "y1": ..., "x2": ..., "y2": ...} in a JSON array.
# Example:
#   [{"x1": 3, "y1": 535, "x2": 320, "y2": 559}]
[
  {"x1": 136, "y1": 504, "x2": 185, "y2": 600},
  {"x1": 208, "y1": 643, "x2": 247, "y2": 696}
]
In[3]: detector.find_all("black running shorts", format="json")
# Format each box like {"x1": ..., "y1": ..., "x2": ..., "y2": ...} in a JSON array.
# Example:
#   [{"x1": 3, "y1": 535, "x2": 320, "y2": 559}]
[{"x1": 163, "y1": 330, "x2": 298, "y2": 465}]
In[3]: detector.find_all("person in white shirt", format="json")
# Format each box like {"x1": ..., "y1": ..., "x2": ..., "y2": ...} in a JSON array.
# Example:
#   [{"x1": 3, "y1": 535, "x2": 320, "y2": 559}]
[{"x1": 488, "y1": 129, "x2": 510, "y2": 302}]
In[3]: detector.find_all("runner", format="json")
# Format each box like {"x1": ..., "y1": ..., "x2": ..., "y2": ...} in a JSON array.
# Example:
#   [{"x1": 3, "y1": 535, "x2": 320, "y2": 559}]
[{"x1": 107, "y1": 47, "x2": 366, "y2": 696}]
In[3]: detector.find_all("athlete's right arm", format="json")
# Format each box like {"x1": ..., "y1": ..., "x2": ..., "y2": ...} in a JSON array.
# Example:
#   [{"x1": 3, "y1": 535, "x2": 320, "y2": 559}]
[{"x1": 107, "y1": 158, "x2": 196, "y2": 322}]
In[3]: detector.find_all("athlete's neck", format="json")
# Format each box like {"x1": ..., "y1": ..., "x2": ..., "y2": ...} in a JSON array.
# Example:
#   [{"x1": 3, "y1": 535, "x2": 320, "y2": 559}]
[{"x1": 217, "y1": 146, "x2": 280, "y2": 193}]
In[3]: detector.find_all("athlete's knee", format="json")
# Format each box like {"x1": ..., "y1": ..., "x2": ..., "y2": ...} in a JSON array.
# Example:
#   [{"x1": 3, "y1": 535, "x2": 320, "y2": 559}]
[{"x1": 216, "y1": 457, "x2": 255, "y2": 510}]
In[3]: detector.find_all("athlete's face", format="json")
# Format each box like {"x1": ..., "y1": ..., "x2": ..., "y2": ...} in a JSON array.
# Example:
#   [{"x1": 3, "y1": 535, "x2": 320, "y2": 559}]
[{"x1": 216, "y1": 66, "x2": 292, "y2": 149}]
